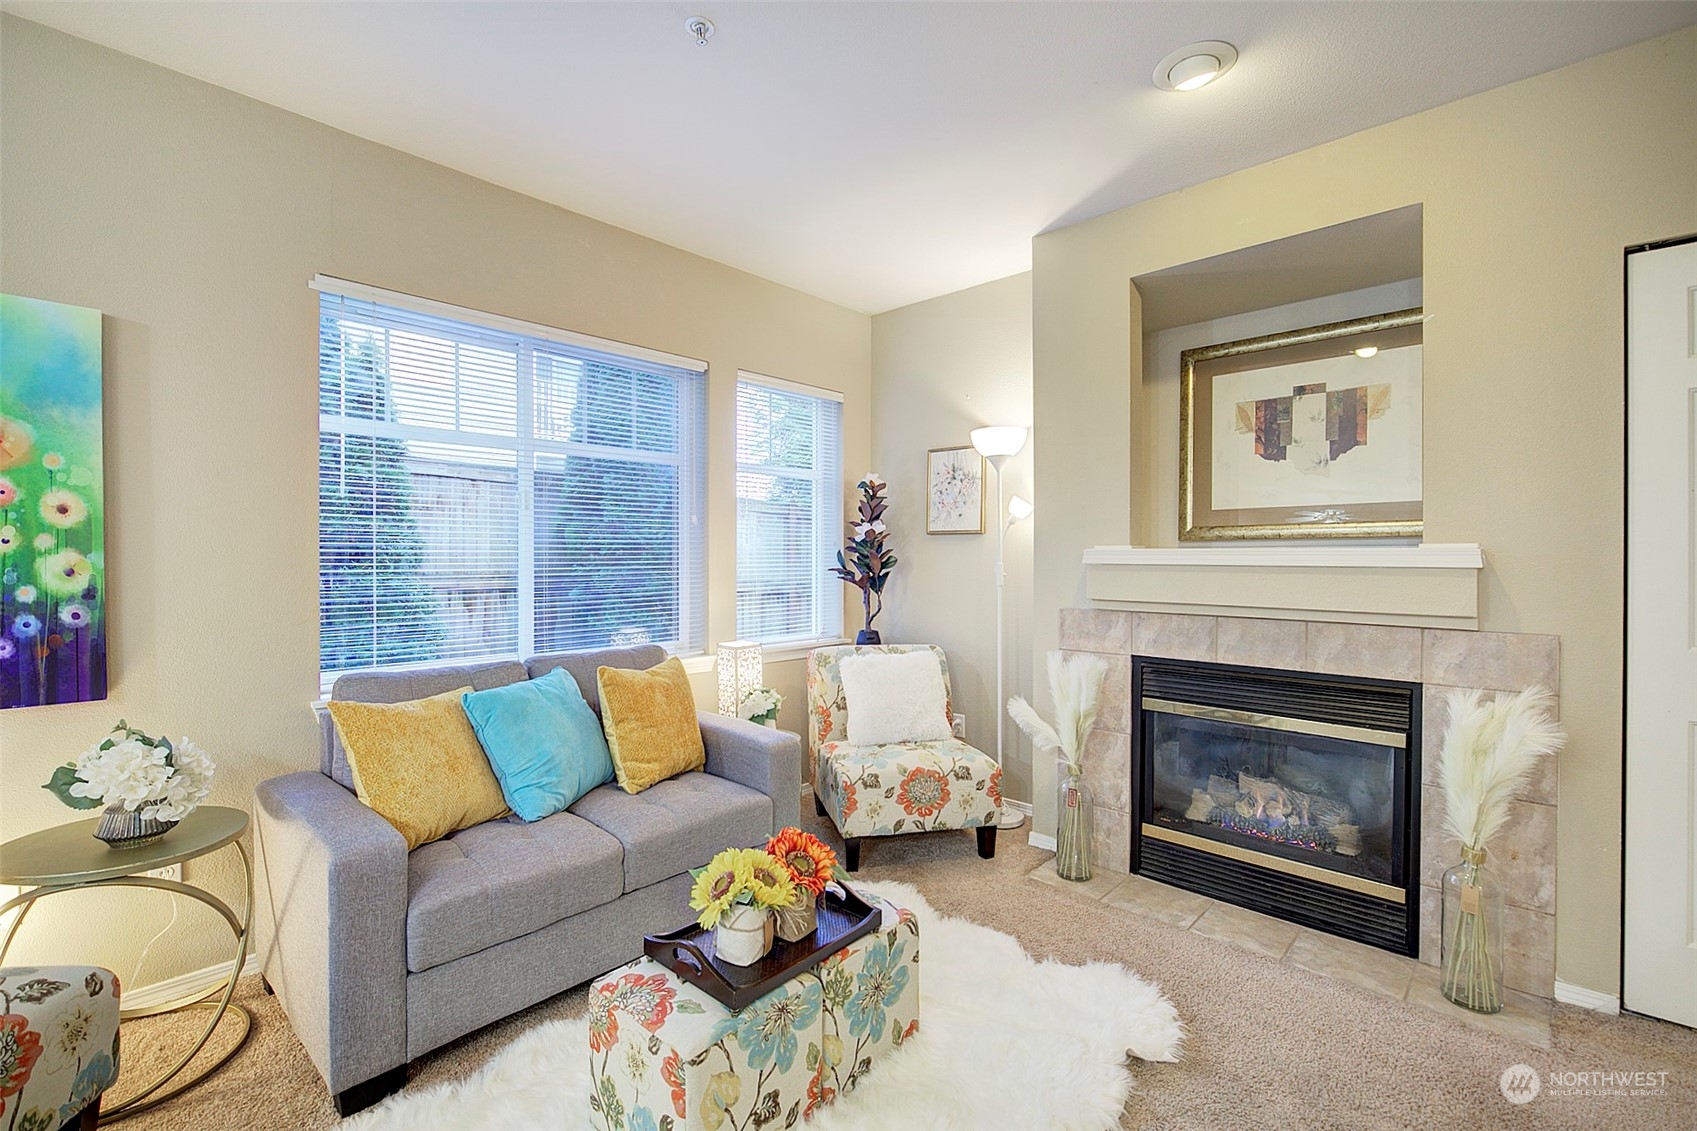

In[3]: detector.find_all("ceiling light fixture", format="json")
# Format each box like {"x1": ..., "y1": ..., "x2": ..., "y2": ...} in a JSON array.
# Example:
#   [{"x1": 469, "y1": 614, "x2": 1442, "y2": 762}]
[
  {"x1": 686, "y1": 17, "x2": 715, "y2": 46},
  {"x1": 1152, "y1": 41, "x2": 1238, "y2": 92}
]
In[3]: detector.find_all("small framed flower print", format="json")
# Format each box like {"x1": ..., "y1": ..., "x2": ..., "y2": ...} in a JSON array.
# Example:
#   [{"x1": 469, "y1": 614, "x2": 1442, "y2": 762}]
[{"x1": 925, "y1": 446, "x2": 984, "y2": 535}]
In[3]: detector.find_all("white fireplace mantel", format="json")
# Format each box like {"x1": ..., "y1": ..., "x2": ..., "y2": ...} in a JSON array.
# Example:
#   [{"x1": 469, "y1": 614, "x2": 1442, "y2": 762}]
[{"x1": 1082, "y1": 543, "x2": 1485, "y2": 630}]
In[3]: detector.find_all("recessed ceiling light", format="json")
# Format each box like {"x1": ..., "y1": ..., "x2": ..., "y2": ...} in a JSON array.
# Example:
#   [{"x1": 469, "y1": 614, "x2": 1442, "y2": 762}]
[
  {"x1": 1354, "y1": 346, "x2": 1379, "y2": 358},
  {"x1": 1153, "y1": 41, "x2": 1238, "y2": 92}
]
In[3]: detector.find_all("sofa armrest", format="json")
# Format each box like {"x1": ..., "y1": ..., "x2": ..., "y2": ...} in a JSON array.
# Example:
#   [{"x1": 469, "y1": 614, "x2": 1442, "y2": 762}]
[
  {"x1": 698, "y1": 712, "x2": 802, "y2": 834},
  {"x1": 253, "y1": 771, "x2": 409, "y2": 1095}
]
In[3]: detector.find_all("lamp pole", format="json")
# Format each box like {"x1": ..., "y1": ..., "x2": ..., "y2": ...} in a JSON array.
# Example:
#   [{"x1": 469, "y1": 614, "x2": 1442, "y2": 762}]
[{"x1": 988, "y1": 453, "x2": 1026, "y2": 831}]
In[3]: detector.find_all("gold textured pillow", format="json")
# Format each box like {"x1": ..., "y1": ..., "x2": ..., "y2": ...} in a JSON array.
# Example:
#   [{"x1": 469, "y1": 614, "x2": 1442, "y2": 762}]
[
  {"x1": 597, "y1": 657, "x2": 706, "y2": 793},
  {"x1": 327, "y1": 688, "x2": 511, "y2": 850}
]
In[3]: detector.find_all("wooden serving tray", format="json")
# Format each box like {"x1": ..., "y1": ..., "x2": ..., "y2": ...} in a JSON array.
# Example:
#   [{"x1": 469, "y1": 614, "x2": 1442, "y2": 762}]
[{"x1": 643, "y1": 884, "x2": 881, "y2": 1011}]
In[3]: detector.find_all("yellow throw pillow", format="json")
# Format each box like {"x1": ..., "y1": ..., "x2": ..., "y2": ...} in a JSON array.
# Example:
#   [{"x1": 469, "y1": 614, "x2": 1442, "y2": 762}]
[
  {"x1": 327, "y1": 688, "x2": 511, "y2": 850},
  {"x1": 598, "y1": 657, "x2": 706, "y2": 793}
]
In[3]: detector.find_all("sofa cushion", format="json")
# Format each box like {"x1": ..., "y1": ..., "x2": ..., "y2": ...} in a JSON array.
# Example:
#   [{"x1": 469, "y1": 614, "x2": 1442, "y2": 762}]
[
  {"x1": 526, "y1": 644, "x2": 667, "y2": 716},
  {"x1": 461, "y1": 668, "x2": 614, "y2": 820},
  {"x1": 569, "y1": 772, "x2": 772, "y2": 892},
  {"x1": 322, "y1": 659, "x2": 530, "y2": 790},
  {"x1": 327, "y1": 688, "x2": 512, "y2": 851},
  {"x1": 598, "y1": 657, "x2": 707, "y2": 794},
  {"x1": 405, "y1": 810, "x2": 624, "y2": 973}
]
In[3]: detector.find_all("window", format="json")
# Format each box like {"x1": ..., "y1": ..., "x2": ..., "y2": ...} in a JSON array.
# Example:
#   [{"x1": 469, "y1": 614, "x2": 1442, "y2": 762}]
[
  {"x1": 734, "y1": 373, "x2": 844, "y2": 644},
  {"x1": 316, "y1": 278, "x2": 706, "y2": 685}
]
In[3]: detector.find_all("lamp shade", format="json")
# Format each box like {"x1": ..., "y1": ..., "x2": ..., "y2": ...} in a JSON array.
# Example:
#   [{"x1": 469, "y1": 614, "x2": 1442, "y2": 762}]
[
  {"x1": 1007, "y1": 495, "x2": 1034, "y2": 521},
  {"x1": 716, "y1": 640, "x2": 764, "y2": 716},
  {"x1": 970, "y1": 426, "x2": 1028, "y2": 459}
]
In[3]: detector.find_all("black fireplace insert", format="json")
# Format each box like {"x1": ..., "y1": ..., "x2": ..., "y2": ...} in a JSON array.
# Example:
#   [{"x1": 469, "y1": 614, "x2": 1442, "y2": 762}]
[{"x1": 1130, "y1": 656, "x2": 1420, "y2": 955}]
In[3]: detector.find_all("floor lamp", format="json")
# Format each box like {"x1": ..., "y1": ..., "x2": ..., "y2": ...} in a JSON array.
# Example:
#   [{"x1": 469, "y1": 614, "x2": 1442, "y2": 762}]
[{"x1": 971, "y1": 425, "x2": 1030, "y2": 831}]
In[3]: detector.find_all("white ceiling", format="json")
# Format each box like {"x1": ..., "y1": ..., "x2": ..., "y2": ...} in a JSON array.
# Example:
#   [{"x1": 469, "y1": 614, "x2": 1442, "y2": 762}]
[{"x1": 7, "y1": 2, "x2": 1694, "y2": 313}]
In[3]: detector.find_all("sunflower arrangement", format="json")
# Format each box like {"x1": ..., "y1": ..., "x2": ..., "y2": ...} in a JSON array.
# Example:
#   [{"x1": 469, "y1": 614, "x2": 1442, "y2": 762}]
[
  {"x1": 766, "y1": 827, "x2": 838, "y2": 897},
  {"x1": 689, "y1": 847, "x2": 796, "y2": 930}
]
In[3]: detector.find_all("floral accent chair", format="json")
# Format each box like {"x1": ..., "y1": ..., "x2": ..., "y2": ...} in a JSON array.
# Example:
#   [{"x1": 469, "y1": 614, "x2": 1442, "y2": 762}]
[
  {"x1": 806, "y1": 644, "x2": 1002, "y2": 870},
  {"x1": 590, "y1": 894, "x2": 919, "y2": 1131},
  {"x1": 0, "y1": 966, "x2": 121, "y2": 1131}
]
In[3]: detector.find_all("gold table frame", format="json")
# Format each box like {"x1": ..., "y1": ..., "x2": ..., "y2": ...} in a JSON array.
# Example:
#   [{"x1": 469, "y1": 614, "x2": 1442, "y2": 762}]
[{"x1": 0, "y1": 806, "x2": 253, "y2": 1122}]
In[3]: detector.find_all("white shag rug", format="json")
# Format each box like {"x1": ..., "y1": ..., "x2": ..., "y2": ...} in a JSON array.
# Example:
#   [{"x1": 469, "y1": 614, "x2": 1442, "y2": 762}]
[{"x1": 344, "y1": 880, "x2": 1182, "y2": 1131}]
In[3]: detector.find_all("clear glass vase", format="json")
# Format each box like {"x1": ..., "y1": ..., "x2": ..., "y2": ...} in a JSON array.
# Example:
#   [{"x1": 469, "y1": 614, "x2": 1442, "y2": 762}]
[
  {"x1": 1440, "y1": 845, "x2": 1505, "y2": 1013},
  {"x1": 1056, "y1": 770, "x2": 1094, "y2": 882}
]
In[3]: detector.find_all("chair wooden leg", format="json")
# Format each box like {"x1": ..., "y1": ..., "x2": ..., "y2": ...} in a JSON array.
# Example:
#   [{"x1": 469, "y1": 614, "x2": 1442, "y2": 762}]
[
  {"x1": 976, "y1": 825, "x2": 998, "y2": 860},
  {"x1": 70, "y1": 1094, "x2": 99, "y2": 1130},
  {"x1": 814, "y1": 792, "x2": 827, "y2": 818},
  {"x1": 844, "y1": 838, "x2": 862, "y2": 873}
]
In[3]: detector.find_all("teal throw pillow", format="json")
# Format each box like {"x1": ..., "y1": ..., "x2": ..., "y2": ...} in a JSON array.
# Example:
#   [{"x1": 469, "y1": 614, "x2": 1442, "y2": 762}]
[{"x1": 462, "y1": 668, "x2": 614, "y2": 821}]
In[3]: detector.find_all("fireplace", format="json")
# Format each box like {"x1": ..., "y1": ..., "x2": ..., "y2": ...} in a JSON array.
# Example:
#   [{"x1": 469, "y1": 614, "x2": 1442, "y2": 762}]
[{"x1": 1130, "y1": 657, "x2": 1420, "y2": 955}]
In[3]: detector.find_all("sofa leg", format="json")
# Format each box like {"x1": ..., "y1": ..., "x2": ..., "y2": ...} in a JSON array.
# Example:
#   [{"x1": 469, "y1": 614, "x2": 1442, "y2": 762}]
[
  {"x1": 976, "y1": 826, "x2": 997, "y2": 859},
  {"x1": 261, "y1": 974, "x2": 275, "y2": 995},
  {"x1": 844, "y1": 838, "x2": 861, "y2": 872},
  {"x1": 814, "y1": 791, "x2": 827, "y2": 818},
  {"x1": 334, "y1": 1065, "x2": 409, "y2": 1117}
]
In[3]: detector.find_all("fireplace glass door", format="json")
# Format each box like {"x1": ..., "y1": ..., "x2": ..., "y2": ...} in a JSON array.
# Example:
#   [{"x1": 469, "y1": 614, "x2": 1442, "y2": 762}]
[{"x1": 1146, "y1": 707, "x2": 1401, "y2": 887}]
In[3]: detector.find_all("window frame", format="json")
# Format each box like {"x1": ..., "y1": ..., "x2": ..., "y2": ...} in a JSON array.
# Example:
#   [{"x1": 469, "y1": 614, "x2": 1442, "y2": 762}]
[
  {"x1": 733, "y1": 370, "x2": 847, "y2": 649},
  {"x1": 314, "y1": 276, "x2": 708, "y2": 692}
]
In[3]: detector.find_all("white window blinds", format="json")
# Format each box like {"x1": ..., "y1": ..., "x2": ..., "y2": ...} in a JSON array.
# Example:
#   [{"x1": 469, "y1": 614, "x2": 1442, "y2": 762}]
[
  {"x1": 734, "y1": 374, "x2": 844, "y2": 644},
  {"x1": 317, "y1": 280, "x2": 706, "y2": 682}
]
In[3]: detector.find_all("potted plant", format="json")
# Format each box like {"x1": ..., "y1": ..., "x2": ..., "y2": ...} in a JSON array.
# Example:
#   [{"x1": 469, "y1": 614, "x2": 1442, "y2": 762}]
[
  {"x1": 43, "y1": 720, "x2": 215, "y2": 848},
  {"x1": 831, "y1": 474, "x2": 897, "y2": 645},
  {"x1": 765, "y1": 826, "x2": 840, "y2": 941},
  {"x1": 688, "y1": 847, "x2": 797, "y2": 965},
  {"x1": 737, "y1": 687, "x2": 784, "y2": 728}
]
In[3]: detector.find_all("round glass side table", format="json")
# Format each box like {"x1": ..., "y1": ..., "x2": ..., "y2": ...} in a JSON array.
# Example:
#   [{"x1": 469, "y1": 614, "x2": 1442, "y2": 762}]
[{"x1": 0, "y1": 805, "x2": 252, "y2": 1121}]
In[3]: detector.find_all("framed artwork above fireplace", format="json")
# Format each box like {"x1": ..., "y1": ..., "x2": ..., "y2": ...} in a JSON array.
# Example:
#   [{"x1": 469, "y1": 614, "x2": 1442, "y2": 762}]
[{"x1": 1179, "y1": 307, "x2": 1425, "y2": 541}]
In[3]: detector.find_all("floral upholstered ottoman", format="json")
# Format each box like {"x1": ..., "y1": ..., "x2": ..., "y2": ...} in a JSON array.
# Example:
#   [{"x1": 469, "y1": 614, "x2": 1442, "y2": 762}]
[
  {"x1": 589, "y1": 896, "x2": 920, "y2": 1131},
  {"x1": 0, "y1": 966, "x2": 122, "y2": 1131}
]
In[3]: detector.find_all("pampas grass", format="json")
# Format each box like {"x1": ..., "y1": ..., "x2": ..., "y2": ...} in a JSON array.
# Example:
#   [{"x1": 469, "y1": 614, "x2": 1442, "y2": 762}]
[
  {"x1": 1008, "y1": 651, "x2": 1108, "y2": 776},
  {"x1": 1009, "y1": 652, "x2": 1108, "y2": 880},
  {"x1": 1438, "y1": 687, "x2": 1564, "y2": 850},
  {"x1": 1437, "y1": 686, "x2": 1564, "y2": 1012}
]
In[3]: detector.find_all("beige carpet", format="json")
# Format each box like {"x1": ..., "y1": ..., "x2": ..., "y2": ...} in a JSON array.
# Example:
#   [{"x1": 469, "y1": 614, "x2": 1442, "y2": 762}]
[{"x1": 110, "y1": 810, "x2": 1697, "y2": 1130}]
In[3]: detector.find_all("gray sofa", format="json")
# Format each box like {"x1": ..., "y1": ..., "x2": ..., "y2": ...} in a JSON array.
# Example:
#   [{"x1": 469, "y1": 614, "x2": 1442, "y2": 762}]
[{"x1": 252, "y1": 644, "x2": 801, "y2": 1116}]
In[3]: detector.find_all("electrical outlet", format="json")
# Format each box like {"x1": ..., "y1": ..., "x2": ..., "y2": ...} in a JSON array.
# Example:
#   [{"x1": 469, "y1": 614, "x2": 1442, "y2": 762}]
[
  {"x1": 951, "y1": 713, "x2": 968, "y2": 740},
  {"x1": 144, "y1": 864, "x2": 182, "y2": 883}
]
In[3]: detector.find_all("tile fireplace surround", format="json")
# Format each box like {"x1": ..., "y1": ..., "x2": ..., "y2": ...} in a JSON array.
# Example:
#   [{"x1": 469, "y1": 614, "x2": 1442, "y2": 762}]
[{"x1": 1059, "y1": 609, "x2": 1561, "y2": 998}]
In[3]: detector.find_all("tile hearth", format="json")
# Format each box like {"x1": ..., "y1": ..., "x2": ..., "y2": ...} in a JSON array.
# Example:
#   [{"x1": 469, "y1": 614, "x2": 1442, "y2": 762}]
[
  {"x1": 1028, "y1": 859, "x2": 1554, "y2": 1049},
  {"x1": 1058, "y1": 607, "x2": 1562, "y2": 998}
]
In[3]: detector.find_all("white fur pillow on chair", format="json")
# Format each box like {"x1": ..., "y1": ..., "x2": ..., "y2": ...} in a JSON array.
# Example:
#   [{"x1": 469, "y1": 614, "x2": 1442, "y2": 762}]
[{"x1": 840, "y1": 651, "x2": 953, "y2": 746}]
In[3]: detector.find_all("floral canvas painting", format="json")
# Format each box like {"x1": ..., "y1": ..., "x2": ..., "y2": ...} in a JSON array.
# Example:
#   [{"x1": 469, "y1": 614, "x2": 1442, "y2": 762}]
[
  {"x1": 925, "y1": 446, "x2": 983, "y2": 534},
  {"x1": 0, "y1": 294, "x2": 106, "y2": 709}
]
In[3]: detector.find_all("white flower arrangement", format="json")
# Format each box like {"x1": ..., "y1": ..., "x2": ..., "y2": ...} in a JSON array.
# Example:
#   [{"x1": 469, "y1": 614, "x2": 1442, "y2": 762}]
[
  {"x1": 737, "y1": 687, "x2": 784, "y2": 727},
  {"x1": 44, "y1": 720, "x2": 215, "y2": 824}
]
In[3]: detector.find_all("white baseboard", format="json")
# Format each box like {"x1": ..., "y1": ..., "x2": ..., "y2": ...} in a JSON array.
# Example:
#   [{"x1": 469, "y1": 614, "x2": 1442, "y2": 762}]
[
  {"x1": 1028, "y1": 831, "x2": 1057, "y2": 852},
  {"x1": 121, "y1": 953, "x2": 261, "y2": 1012},
  {"x1": 1554, "y1": 980, "x2": 1620, "y2": 1015},
  {"x1": 1005, "y1": 799, "x2": 1033, "y2": 817}
]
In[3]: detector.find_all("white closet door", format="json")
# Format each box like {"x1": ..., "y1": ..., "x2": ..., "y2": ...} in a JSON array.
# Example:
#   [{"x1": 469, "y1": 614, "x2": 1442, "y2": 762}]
[{"x1": 1625, "y1": 236, "x2": 1697, "y2": 1028}]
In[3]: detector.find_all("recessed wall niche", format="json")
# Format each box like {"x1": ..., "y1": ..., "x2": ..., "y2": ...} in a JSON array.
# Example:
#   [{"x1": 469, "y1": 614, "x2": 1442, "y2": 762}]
[{"x1": 1130, "y1": 205, "x2": 1424, "y2": 547}]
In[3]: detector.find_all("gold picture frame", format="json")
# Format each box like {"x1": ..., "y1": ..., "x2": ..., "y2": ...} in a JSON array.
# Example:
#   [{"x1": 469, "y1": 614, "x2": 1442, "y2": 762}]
[
  {"x1": 925, "y1": 445, "x2": 986, "y2": 534},
  {"x1": 1180, "y1": 307, "x2": 1425, "y2": 541}
]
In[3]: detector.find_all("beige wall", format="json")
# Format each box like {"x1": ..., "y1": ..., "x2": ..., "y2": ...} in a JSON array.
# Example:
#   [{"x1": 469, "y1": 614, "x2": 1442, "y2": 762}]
[
  {"x1": 870, "y1": 274, "x2": 1034, "y2": 803},
  {"x1": 1032, "y1": 27, "x2": 1697, "y2": 994},
  {"x1": 0, "y1": 17, "x2": 870, "y2": 982}
]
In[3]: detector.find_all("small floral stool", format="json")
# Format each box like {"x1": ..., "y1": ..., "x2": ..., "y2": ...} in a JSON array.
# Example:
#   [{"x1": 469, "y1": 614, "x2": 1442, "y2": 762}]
[
  {"x1": 589, "y1": 896, "x2": 920, "y2": 1131},
  {"x1": 1, "y1": 966, "x2": 122, "y2": 1131}
]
